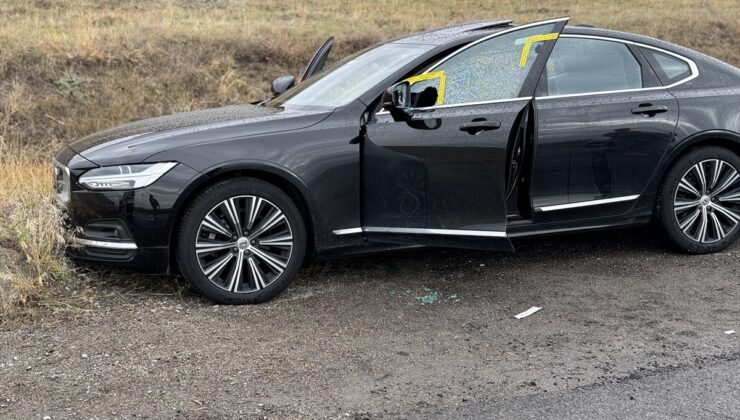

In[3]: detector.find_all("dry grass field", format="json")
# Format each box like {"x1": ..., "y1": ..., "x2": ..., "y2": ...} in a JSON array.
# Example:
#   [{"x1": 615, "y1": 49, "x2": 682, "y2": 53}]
[{"x1": 0, "y1": 0, "x2": 738, "y2": 321}]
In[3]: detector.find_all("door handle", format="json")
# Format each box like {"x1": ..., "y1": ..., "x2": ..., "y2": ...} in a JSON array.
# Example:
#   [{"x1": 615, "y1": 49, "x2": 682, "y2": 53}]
[
  {"x1": 459, "y1": 121, "x2": 501, "y2": 134},
  {"x1": 631, "y1": 104, "x2": 668, "y2": 116}
]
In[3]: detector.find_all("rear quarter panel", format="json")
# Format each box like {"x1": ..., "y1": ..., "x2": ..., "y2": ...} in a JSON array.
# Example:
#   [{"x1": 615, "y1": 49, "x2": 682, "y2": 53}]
[{"x1": 640, "y1": 43, "x2": 740, "y2": 202}]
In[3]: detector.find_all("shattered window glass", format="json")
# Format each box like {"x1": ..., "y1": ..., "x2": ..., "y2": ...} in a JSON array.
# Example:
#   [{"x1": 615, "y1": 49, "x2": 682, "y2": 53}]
[{"x1": 421, "y1": 23, "x2": 557, "y2": 105}]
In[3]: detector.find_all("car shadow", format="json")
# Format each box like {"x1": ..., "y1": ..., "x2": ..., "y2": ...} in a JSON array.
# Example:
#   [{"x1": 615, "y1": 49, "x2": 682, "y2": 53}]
[
  {"x1": 86, "y1": 225, "x2": 695, "y2": 303},
  {"x1": 304, "y1": 225, "x2": 669, "y2": 274}
]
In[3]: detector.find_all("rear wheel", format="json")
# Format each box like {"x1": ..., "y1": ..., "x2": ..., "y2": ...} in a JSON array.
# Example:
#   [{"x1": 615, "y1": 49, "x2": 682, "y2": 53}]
[
  {"x1": 175, "y1": 177, "x2": 306, "y2": 304},
  {"x1": 657, "y1": 146, "x2": 740, "y2": 254}
]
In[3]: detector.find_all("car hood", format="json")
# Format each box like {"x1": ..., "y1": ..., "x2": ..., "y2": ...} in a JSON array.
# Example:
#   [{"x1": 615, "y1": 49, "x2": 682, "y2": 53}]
[{"x1": 68, "y1": 104, "x2": 331, "y2": 167}]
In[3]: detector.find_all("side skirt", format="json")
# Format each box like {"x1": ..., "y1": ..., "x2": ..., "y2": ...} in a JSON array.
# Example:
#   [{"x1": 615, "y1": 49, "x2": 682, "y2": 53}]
[{"x1": 507, "y1": 215, "x2": 652, "y2": 238}]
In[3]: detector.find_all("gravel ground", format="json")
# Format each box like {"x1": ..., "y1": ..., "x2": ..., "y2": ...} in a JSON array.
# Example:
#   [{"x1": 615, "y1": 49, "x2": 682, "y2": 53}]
[{"x1": 1, "y1": 227, "x2": 738, "y2": 419}]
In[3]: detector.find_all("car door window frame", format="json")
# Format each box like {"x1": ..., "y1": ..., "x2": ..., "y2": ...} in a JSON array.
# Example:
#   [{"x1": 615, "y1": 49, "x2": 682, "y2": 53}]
[
  {"x1": 374, "y1": 17, "x2": 568, "y2": 116},
  {"x1": 535, "y1": 34, "x2": 699, "y2": 100},
  {"x1": 535, "y1": 36, "x2": 658, "y2": 97},
  {"x1": 640, "y1": 47, "x2": 694, "y2": 86},
  {"x1": 408, "y1": 17, "x2": 570, "y2": 110}
]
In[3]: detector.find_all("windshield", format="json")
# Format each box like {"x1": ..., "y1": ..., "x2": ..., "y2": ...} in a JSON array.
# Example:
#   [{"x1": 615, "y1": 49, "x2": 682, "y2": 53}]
[{"x1": 268, "y1": 43, "x2": 434, "y2": 109}]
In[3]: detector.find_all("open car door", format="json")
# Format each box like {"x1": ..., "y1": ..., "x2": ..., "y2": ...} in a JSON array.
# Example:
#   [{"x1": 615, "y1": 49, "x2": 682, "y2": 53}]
[
  {"x1": 359, "y1": 18, "x2": 568, "y2": 251},
  {"x1": 301, "y1": 37, "x2": 335, "y2": 81},
  {"x1": 253, "y1": 37, "x2": 335, "y2": 104}
]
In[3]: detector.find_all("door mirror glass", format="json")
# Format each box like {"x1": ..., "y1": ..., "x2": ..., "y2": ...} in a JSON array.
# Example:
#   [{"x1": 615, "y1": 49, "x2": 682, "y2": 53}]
[
  {"x1": 382, "y1": 81, "x2": 410, "y2": 109},
  {"x1": 271, "y1": 75, "x2": 296, "y2": 96},
  {"x1": 390, "y1": 81, "x2": 411, "y2": 108},
  {"x1": 382, "y1": 81, "x2": 411, "y2": 121}
]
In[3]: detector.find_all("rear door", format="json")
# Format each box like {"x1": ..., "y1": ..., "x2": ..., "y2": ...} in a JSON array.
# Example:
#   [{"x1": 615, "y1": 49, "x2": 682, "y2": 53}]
[
  {"x1": 360, "y1": 18, "x2": 568, "y2": 250},
  {"x1": 531, "y1": 35, "x2": 680, "y2": 220}
]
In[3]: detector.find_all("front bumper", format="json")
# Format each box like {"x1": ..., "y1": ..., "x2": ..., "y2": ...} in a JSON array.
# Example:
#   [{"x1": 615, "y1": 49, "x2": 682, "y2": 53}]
[
  {"x1": 66, "y1": 237, "x2": 170, "y2": 274},
  {"x1": 54, "y1": 147, "x2": 200, "y2": 274}
]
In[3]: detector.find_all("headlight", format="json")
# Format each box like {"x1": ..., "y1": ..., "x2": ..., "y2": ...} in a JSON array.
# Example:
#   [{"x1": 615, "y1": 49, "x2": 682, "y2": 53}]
[{"x1": 79, "y1": 162, "x2": 178, "y2": 190}]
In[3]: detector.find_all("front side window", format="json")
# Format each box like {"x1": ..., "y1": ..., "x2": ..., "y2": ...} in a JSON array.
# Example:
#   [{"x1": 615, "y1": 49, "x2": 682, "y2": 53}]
[
  {"x1": 408, "y1": 23, "x2": 559, "y2": 106},
  {"x1": 541, "y1": 38, "x2": 643, "y2": 96}
]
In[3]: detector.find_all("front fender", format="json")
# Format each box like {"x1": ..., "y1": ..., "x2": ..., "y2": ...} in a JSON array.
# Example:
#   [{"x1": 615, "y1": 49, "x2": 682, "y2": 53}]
[{"x1": 163, "y1": 160, "x2": 320, "y2": 257}]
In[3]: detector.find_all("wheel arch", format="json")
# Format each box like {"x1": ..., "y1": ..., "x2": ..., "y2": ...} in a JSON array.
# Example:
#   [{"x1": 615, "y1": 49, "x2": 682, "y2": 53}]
[
  {"x1": 166, "y1": 162, "x2": 318, "y2": 273},
  {"x1": 656, "y1": 130, "x2": 740, "y2": 190},
  {"x1": 669, "y1": 130, "x2": 740, "y2": 160},
  {"x1": 653, "y1": 131, "x2": 740, "y2": 252}
]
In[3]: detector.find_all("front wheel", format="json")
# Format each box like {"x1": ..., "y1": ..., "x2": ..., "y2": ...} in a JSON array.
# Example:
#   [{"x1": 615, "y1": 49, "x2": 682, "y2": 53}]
[
  {"x1": 175, "y1": 177, "x2": 306, "y2": 304},
  {"x1": 657, "y1": 146, "x2": 740, "y2": 254}
]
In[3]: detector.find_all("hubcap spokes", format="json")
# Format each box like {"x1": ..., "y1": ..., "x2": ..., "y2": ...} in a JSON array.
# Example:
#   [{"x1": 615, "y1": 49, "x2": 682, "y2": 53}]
[
  {"x1": 674, "y1": 159, "x2": 740, "y2": 244},
  {"x1": 196, "y1": 195, "x2": 293, "y2": 293}
]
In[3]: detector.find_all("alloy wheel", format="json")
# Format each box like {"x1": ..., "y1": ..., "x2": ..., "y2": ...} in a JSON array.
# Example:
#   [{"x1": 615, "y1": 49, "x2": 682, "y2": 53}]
[
  {"x1": 673, "y1": 159, "x2": 740, "y2": 244},
  {"x1": 195, "y1": 195, "x2": 293, "y2": 293}
]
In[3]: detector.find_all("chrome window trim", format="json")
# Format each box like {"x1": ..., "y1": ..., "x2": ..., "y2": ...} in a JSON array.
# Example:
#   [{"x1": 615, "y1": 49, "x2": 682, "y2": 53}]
[
  {"x1": 424, "y1": 17, "x2": 570, "y2": 74},
  {"x1": 68, "y1": 236, "x2": 138, "y2": 250},
  {"x1": 535, "y1": 195, "x2": 640, "y2": 212},
  {"x1": 535, "y1": 34, "x2": 699, "y2": 100},
  {"x1": 333, "y1": 226, "x2": 507, "y2": 238},
  {"x1": 375, "y1": 96, "x2": 532, "y2": 116},
  {"x1": 416, "y1": 96, "x2": 533, "y2": 110}
]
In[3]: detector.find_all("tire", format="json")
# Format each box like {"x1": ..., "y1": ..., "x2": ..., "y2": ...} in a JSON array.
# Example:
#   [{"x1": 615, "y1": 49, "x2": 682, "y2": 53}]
[
  {"x1": 657, "y1": 146, "x2": 740, "y2": 254},
  {"x1": 175, "y1": 177, "x2": 306, "y2": 304}
]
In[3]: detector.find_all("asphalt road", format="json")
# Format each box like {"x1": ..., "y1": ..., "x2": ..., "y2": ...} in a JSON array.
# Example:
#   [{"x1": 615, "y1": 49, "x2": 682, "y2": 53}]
[
  {"x1": 1, "y1": 227, "x2": 738, "y2": 419},
  {"x1": 442, "y1": 357, "x2": 740, "y2": 419}
]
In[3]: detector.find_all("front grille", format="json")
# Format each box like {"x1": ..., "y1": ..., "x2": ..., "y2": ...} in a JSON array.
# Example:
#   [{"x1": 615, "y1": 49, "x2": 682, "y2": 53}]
[{"x1": 52, "y1": 158, "x2": 71, "y2": 203}]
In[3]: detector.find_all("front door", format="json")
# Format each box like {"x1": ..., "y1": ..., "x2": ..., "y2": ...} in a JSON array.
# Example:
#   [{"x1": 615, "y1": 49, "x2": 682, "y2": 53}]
[
  {"x1": 301, "y1": 37, "x2": 334, "y2": 81},
  {"x1": 531, "y1": 35, "x2": 679, "y2": 221},
  {"x1": 362, "y1": 18, "x2": 568, "y2": 250}
]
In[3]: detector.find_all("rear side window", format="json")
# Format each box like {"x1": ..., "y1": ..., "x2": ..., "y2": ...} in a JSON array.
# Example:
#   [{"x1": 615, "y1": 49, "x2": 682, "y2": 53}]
[
  {"x1": 540, "y1": 38, "x2": 643, "y2": 96},
  {"x1": 641, "y1": 48, "x2": 692, "y2": 85}
]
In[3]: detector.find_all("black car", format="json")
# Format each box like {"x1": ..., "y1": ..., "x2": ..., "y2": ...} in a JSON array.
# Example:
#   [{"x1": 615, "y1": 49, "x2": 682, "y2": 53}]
[{"x1": 53, "y1": 17, "x2": 740, "y2": 304}]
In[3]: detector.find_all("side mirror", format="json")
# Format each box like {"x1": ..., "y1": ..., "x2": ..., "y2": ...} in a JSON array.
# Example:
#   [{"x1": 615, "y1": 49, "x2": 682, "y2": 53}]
[
  {"x1": 382, "y1": 81, "x2": 440, "y2": 122},
  {"x1": 382, "y1": 81, "x2": 411, "y2": 109},
  {"x1": 271, "y1": 75, "x2": 295, "y2": 96},
  {"x1": 382, "y1": 82, "x2": 412, "y2": 122}
]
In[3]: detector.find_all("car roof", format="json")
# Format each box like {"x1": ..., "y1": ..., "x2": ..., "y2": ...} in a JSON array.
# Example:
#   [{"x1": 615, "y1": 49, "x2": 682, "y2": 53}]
[
  {"x1": 384, "y1": 19, "x2": 734, "y2": 78},
  {"x1": 389, "y1": 19, "x2": 513, "y2": 46},
  {"x1": 561, "y1": 26, "x2": 721, "y2": 66},
  {"x1": 389, "y1": 19, "x2": 690, "y2": 57}
]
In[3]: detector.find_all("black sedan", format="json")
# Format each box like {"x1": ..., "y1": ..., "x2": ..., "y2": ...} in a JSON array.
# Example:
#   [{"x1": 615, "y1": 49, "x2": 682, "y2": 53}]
[{"x1": 53, "y1": 17, "x2": 740, "y2": 304}]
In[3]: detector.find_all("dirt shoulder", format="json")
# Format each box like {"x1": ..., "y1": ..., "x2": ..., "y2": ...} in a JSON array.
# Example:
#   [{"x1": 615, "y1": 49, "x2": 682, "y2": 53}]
[{"x1": 1, "y1": 228, "x2": 738, "y2": 418}]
